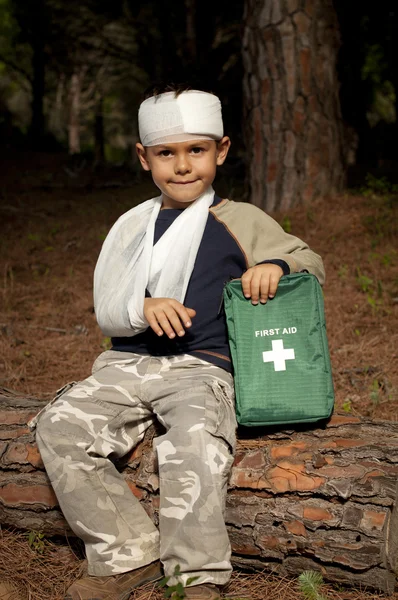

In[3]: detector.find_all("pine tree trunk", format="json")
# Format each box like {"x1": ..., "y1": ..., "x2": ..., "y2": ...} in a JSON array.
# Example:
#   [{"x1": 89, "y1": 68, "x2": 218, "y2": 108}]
[
  {"x1": 94, "y1": 94, "x2": 105, "y2": 165},
  {"x1": 27, "y1": 0, "x2": 46, "y2": 148},
  {"x1": 242, "y1": 0, "x2": 346, "y2": 211},
  {"x1": 29, "y1": 31, "x2": 45, "y2": 147},
  {"x1": 185, "y1": 0, "x2": 197, "y2": 62},
  {"x1": 0, "y1": 389, "x2": 397, "y2": 593},
  {"x1": 68, "y1": 70, "x2": 84, "y2": 155},
  {"x1": 49, "y1": 73, "x2": 65, "y2": 140}
]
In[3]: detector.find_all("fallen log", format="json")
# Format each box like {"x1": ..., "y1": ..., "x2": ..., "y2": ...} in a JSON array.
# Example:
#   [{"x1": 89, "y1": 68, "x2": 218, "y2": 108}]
[{"x1": 0, "y1": 389, "x2": 397, "y2": 593}]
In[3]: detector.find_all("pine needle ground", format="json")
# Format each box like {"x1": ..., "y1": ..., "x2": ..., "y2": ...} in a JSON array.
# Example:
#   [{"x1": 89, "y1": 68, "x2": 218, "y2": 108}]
[{"x1": 0, "y1": 155, "x2": 397, "y2": 599}]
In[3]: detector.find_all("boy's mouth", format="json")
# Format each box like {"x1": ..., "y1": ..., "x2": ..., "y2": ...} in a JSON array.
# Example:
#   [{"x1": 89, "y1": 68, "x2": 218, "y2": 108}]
[{"x1": 170, "y1": 180, "x2": 198, "y2": 185}]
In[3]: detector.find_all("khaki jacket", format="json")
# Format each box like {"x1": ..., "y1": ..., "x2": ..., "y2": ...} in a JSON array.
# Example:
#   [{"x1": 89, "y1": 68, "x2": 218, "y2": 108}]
[{"x1": 210, "y1": 199, "x2": 325, "y2": 284}]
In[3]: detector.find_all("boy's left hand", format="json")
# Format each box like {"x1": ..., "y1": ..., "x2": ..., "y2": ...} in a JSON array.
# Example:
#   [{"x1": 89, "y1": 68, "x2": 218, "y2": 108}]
[{"x1": 241, "y1": 263, "x2": 284, "y2": 305}]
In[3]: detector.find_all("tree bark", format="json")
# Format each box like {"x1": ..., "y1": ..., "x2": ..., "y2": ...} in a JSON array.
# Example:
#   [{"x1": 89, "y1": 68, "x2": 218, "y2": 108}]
[
  {"x1": 94, "y1": 94, "x2": 105, "y2": 165},
  {"x1": 18, "y1": 0, "x2": 47, "y2": 148},
  {"x1": 242, "y1": 0, "x2": 346, "y2": 211},
  {"x1": 49, "y1": 73, "x2": 65, "y2": 140},
  {"x1": 185, "y1": 0, "x2": 197, "y2": 62},
  {"x1": 68, "y1": 69, "x2": 85, "y2": 155},
  {"x1": 29, "y1": 33, "x2": 45, "y2": 147},
  {"x1": 0, "y1": 389, "x2": 397, "y2": 594}
]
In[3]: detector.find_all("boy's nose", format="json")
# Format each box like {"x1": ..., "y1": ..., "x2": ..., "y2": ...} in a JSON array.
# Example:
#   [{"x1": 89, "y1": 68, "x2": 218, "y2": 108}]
[{"x1": 174, "y1": 154, "x2": 191, "y2": 174}]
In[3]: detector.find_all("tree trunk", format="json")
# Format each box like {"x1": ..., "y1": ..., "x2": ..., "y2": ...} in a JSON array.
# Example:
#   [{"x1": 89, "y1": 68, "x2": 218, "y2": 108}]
[
  {"x1": 25, "y1": 0, "x2": 47, "y2": 148},
  {"x1": 156, "y1": 1, "x2": 179, "y2": 81},
  {"x1": 94, "y1": 94, "x2": 105, "y2": 165},
  {"x1": 0, "y1": 389, "x2": 397, "y2": 594},
  {"x1": 68, "y1": 69, "x2": 85, "y2": 155},
  {"x1": 242, "y1": 0, "x2": 346, "y2": 211},
  {"x1": 185, "y1": 0, "x2": 197, "y2": 62},
  {"x1": 29, "y1": 30, "x2": 45, "y2": 147},
  {"x1": 49, "y1": 73, "x2": 65, "y2": 140}
]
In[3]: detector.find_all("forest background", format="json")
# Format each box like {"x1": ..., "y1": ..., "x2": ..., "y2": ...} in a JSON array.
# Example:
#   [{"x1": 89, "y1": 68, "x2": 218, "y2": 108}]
[
  {"x1": 0, "y1": 1, "x2": 398, "y2": 599},
  {"x1": 1, "y1": 0, "x2": 398, "y2": 186}
]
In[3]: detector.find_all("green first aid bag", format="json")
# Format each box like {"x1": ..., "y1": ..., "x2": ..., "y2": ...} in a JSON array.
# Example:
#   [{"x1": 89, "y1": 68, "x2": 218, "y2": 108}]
[{"x1": 223, "y1": 273, "x2": 334, "y2": 427}]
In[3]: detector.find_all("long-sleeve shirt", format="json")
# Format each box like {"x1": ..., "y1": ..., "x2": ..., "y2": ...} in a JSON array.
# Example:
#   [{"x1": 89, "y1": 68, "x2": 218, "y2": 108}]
[{"x1": 111, "y1": 195, "x2": 325, "y2": 372}]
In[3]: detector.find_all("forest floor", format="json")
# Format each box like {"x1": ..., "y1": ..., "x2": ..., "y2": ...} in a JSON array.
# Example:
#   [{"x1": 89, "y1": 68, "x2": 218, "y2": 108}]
[{"x1": 0, "y1": 151, "x2": 397, "y2": 599}]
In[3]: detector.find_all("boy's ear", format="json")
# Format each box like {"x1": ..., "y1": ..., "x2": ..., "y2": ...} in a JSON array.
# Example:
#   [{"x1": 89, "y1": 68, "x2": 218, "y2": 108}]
[
  {"x1": 136, "y1": 143, "x2": 151, "y2": 171},
  {"x1": 216, "y1": 136, "x2": 231, "y2": 166}
]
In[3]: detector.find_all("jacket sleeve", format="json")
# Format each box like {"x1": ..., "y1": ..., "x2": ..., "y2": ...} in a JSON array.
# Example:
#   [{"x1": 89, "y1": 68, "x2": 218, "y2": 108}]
[{"x1": 214, "y1": 201, "x2": 325, "y2": 285}]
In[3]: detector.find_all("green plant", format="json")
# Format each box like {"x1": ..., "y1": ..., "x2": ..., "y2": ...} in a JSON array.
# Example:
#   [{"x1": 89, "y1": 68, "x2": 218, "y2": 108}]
[
  {"x1": 101, "y1": 337, "x2": 112, "y2": 350},
  {"x1": 281, "y1": 215, "x2": 292, "y2": 233},
  {"x1": 49, "y1": 223, "x2": 61, "y2": 237},
  {"x1": 159, "y1": 565, "x2": 199, "y2": 599},
  {"x1": 359, "y1": 174, "x2": 398, "y2": 244},
  {"x1": 366, "y1": 295, "x2": 378, "y2": 311},
  {"x1": 369, "y1": 251, "x2": 394, "y2": 266},
  {"x1": 355, "y1": 268, "x2": 384, "y2": 312},
  {"x1": 356, "y1": 268, "x2": 373, "y2": 293},
  {"x1": 98, "y1": 227, "x2": 109, "y2": 241},
  {"x1": 27, "y1": 232, "x2": 41, "y2": 242},
  {"x1": 360, "y1": 173, "x2": 397, "y2": 197},
  {"x1": 337, "y1": 264, "x2": 348, "y2": 280},
  {"x1": 342, "y1": 398, "x2": 352, "y2": 413},
  {"x1": 25, "y1": 530, "x2": 45, "y2": 553},
  {"x1": 370, "y1": 378, "x2": 384, "y2": 406},
  {"x1": 298, "y1": 571, "x2": 329, "y2": 600}
]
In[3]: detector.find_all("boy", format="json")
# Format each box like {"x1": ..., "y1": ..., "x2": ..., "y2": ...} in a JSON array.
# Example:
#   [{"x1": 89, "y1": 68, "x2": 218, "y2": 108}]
[{"x1": 34, "y1": 85, "x2": 325, "y2": 600}]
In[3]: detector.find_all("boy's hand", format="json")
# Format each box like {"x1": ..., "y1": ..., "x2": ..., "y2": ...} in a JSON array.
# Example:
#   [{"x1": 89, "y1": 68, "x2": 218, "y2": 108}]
[
  {"x1": 241, "y1": 264, "x2": 284, "y2": 305},
  {"x1": 144, "y1": 298, "x2": 196, "y2": 339}
]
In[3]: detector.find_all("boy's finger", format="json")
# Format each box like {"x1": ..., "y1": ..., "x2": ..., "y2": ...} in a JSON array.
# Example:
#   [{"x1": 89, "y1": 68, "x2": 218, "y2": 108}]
[
  {"x1": 268, "y1": 274, "x2": 281, "y2": 298},
  {"x1": 155, "y1": 310, "x2": 178, "y2": 339},
  {"x1": 241, "y1": 271, "x2": 253, "y2": 298},
  {"x1": 146, "y1": 311, "x2": 164, "y2": 337},
  {"x1": 164, "y1": 307, "x2": 186, "y2": 337},
  {"x1": 250, "y1": 272, "x2": 262, "y2": 304},
  {"x1": 174, "y1": 304, "x2": 194, "y2": 328},
  {"x1": 259, "y1": 275, "x2": 270, "y2": 303}
]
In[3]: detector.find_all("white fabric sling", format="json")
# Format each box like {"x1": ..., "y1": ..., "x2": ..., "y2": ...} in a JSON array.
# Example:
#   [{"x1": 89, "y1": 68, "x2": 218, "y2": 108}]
[
  {"x1": 94, "y1": 89, "x2": 223, "y2": 337},
  {"x1": 94, "y1": 186, "x2": 215, "y2": 337}
]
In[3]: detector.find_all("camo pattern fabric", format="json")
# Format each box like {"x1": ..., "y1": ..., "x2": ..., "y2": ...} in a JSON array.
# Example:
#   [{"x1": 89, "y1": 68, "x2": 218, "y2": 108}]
[{"x1": 35, "y1": 351, "x2": 236, "y2": 586}]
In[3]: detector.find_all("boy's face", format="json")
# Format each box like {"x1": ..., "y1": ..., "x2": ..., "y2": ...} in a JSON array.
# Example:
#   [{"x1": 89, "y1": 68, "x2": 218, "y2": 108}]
[{"x1": 136, "y1": 137, "x2": 231, "y2": 209}]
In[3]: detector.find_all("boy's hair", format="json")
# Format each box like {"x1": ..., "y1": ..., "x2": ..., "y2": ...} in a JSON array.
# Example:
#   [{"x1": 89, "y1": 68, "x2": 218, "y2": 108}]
[{"x1": 142, "y1": 82, "x2": 214, "y2": 101}]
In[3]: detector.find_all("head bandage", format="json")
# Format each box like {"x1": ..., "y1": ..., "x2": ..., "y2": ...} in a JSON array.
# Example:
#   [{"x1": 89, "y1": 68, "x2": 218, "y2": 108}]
[{"x1": 138, "y1": 90, "x2": 223, "y2": 147}]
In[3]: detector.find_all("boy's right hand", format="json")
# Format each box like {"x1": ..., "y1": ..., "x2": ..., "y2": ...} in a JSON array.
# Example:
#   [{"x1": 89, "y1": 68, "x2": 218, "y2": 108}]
[{"x1": 144, "y1": 298, "x2": 196, "y2": 339}]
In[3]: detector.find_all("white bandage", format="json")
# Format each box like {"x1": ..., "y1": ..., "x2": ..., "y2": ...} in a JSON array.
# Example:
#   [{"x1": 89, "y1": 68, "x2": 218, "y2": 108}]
[{"x1": 138, "y1": 90, "x2": 223, "y2": 147}]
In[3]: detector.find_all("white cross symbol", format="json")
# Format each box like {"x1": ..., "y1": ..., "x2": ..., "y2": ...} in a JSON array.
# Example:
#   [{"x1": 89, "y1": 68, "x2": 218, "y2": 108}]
[{"x1": 262, "y1": 339, "x2": 295, "y2": 371}]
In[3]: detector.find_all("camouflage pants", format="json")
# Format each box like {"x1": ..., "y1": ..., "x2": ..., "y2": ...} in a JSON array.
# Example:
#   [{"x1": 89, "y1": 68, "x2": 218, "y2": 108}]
[{"x1": 34, "y1": 351, "x2": 236, "y2": 586}]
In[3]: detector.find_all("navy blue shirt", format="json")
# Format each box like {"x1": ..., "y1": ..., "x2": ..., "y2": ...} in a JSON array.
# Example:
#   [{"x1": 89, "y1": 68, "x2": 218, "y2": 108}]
[{"x1": 112, "y1": 196, "x2": 289, "y2": 372}]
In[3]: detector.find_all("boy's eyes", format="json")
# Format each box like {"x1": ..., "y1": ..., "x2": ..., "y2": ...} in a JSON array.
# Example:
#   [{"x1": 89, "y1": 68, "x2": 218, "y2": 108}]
[
  {"x1": 156, "y1": 147, "x2": 205, "y2": 157},
  {"x1": 190, "y1": 146, "x2": 204, "y2": 154}
]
